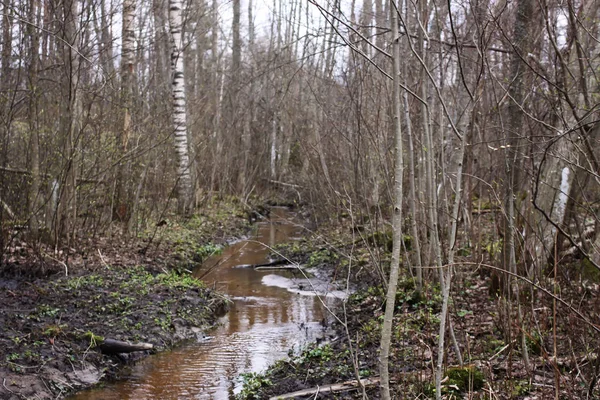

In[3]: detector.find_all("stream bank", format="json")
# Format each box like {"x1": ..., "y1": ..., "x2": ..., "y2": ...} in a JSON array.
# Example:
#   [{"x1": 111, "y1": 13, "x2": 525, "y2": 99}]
[
  {"x1": 0, "y1": 199, "x2": 255, "y2": 399},
  {"x1": 238, "y1": 210, "x2": 600, "y2": 399},
  {"x1": 67, "y1": 207, "x2": 346, "y2": 399}
]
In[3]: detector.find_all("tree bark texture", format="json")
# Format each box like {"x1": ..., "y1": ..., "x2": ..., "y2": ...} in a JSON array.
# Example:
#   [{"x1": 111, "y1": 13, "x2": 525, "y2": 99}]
[
  {"x1": 379, "y1": 2, "x2": 403, "y2": 398},
  {"x1": 169, "y1": 0, "x2": 192, "y2": 213}
]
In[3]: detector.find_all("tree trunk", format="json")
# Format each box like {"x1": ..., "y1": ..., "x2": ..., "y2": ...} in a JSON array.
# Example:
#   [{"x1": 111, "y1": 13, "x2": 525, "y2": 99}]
[
  {"x1": 114, "y1": 0, "x2": 136, "y2": 225},
  {"x1": 57, "y1": 0, "x2": 82, "y2": 244},
  {"x1": 169, "y1": 0, "x2": 192, "y2": 213},
  {"x1": 28, "y1": 0, "x2": 41, "y2": 239},
  {"x1": 379, "y1": 2, "x2": 403, "y2": 398}
]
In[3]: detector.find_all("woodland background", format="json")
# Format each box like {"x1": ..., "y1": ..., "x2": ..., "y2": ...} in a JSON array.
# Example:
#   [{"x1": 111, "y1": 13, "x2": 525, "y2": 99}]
[{"x1": 1, "y1": 0, "x2": 600, "y2": 397}]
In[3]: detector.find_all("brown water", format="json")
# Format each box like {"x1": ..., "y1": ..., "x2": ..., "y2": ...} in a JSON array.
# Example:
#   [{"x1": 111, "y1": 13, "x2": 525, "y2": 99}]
[{"x1": 71, "y1": 208, "x2": 344, "y2": 399}]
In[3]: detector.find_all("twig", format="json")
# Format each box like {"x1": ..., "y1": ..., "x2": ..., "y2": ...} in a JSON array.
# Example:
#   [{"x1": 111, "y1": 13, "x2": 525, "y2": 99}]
[
  {"x1": 489, "y1": 341, "x2": 514, "y2": 361},
  {"x1": 312, "y1": 386, "x2": 320, "y2": 399},
  {"x1": 97, "y1": 249, "x2": 110, "y2": 269},
  {"x1": 2, "y1": 378, "x2": 16, "y2": 394},
  {"x1": 41, "y1": 251, "x2": 68, "y2": 276}
]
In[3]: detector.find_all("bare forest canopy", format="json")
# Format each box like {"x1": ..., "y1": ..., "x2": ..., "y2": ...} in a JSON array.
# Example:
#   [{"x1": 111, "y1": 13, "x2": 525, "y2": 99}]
[{"x1": 0, "y1": 0, "x2": 599, "y2": 277}]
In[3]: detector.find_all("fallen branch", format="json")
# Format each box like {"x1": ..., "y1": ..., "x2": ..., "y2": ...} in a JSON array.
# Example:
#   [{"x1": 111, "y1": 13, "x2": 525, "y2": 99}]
[
  {"x1": 250, "y1": 259, "x2": 288, "y2": 269},
  {"x1": 254, "y1": 265, "x2": 298, "y2": 271},
  {"x1": 98, "y1": 338, "x2": 153, "y2": 355},
  {"x1": 268, "y1": 377, "x2": 380, "y2": 399}
]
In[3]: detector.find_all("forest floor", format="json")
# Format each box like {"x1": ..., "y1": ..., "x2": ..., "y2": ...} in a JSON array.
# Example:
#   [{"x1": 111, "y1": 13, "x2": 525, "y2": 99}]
[
  {"x1": 2, "y1": 199, "x2": 598, "y2": 400},
  {"x1": 238, "y1": 209, "x2": 600, "y2": 400},
  {"x1": 0, "y1": 198, "x2": 260, "y2": 399}
]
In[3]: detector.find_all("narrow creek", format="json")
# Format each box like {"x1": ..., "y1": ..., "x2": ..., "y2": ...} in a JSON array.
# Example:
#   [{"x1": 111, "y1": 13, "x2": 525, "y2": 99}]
[{"x1": 72, "y1": 207, "x2": 343, "y2": 399}]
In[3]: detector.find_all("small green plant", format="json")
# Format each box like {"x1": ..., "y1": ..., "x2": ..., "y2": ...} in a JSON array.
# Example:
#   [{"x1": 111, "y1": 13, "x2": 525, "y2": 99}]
[
  {"x1": 302, "y1": 344, "x2": 333, "y2": 362},
  {"x1": 154, "y1": 315, "x2": 172, "y2": 331},
  {"x1": 37, "y1": 305, "x2": 61, "y2": 318},
  {"x1": 236, "y1": 372, "x2": 272, "y2": 400},
  {"x1": 66, "y1": 275, "x2": 105, "y2": 290},
  {"x1": 194, "y1": 243, "x2": 222, "y2": 261},
  {"x1": 157, "y1": 271, "x2": 205, "y2": 289},
  {"x1": 43, "y1": 324, "x2": 67, "y2": 337},
  {"x1": 307, "y1": 249, "x2": 338, "y2": 267}
]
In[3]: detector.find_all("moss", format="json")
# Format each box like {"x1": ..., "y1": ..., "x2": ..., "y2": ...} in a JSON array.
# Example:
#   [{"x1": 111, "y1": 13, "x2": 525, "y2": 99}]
[
  {"x1": 445, "y1": 365, "x2": 484, "y2": 392},
  {"x1": 82, "y1": 331, "x2": 104, "y2": 346}
]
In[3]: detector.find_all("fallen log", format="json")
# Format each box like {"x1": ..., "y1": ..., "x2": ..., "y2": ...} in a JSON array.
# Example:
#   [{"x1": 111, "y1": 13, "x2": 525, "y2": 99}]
[
  {"x1": 268, "y1": 377, "x2": 380, "y2": 399},
  {"x1": 98, "y1": 339, "x2": 153, "y2": 355}
]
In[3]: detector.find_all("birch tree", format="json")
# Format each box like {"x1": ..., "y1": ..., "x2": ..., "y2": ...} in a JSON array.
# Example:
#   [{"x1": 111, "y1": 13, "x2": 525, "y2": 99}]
[
  {"x1": 114, "y1": 0, "x2": 136, "y2": 223},
  {"x1": 169, "y1": 0, "x2": 192, "y2": 213}
]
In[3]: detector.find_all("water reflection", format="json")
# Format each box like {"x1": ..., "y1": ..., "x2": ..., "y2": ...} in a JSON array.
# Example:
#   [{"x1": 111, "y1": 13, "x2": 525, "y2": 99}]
[{"x1": 70, "y1": 208, "x2": 341, "y2": 399}]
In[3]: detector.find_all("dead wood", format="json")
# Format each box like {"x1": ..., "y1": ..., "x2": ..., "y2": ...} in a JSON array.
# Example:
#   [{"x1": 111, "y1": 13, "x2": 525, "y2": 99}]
[
  {"x1": 254, "y1": 264, "x2": 298, "y2": 271},
  {"x1": 268, "y1": 377, "x2": 380, "y2": 399},
  {"x1": 98, "y1": 338, "x2": 153, "y2": 355},
  {"x1": 251, "y1": 259, "x2": 288, "y2": 269}
]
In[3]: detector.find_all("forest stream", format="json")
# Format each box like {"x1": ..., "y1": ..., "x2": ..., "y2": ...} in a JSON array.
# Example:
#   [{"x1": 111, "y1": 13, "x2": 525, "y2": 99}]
[{"x1": 69, "y1": 207, "x2": 345, "y2": 399}]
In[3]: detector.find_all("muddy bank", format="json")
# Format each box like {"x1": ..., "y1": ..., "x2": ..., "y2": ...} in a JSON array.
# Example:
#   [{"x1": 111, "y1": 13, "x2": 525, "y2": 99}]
[
  {"x1": 0, "y1": 268, "x2": 228, "y2": 399},
  {"x1": 0, "y1": 201, "x2": 256, "y2": 399}
]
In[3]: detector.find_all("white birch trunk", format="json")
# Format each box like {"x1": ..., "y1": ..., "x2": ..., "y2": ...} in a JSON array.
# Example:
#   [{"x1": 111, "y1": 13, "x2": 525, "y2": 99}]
[
  {"x1": 169, "y1": 0, "x2": 192, "y2": 212},
  {"x1": 532, "y1": 141, "x2": 575, "y2": 267}
]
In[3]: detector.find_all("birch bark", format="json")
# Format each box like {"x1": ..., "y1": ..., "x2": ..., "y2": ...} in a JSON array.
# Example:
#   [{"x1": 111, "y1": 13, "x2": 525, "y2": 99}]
[{"x1": 169, "y1": 0, "x2": 192, "y2": 212}]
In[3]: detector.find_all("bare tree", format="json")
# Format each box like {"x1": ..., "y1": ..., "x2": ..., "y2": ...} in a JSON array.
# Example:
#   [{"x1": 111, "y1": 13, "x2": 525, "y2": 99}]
[{"x1": 379, "y1": 1, "x2": 403, "y2": 398}]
